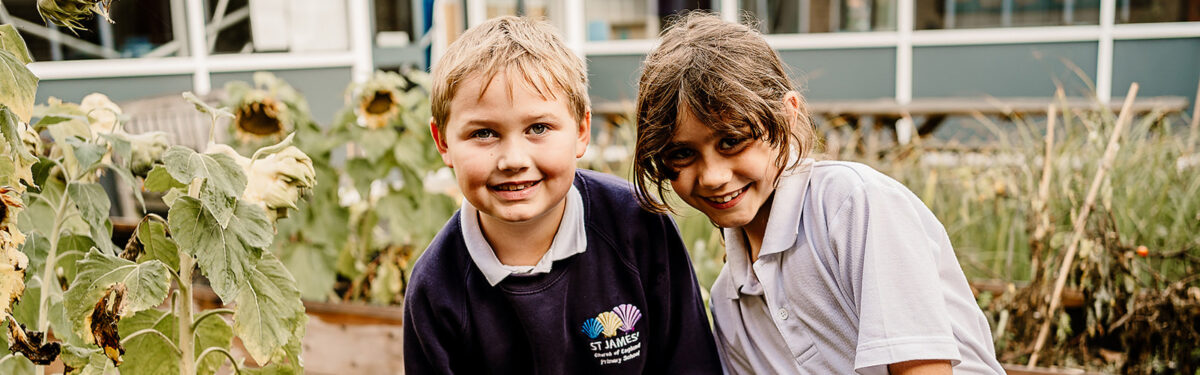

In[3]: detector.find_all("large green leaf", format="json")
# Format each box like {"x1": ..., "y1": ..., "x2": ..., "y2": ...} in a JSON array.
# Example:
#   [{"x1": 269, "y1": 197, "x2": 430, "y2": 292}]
[
  {"x1": 50, "y1": 293, "x2": 87, "y2": 347},
  {"x1": 134, "y1": 219, "x2": 180, "y2": 272},
  {"x1": 0, "y1": 26, "x2": 37, "y2": 123},
  {"x1": 67, "y1": 182, "x2": 115, "y2": 253},
  {"x1": 143, "y1": 165, "x2": 185, "y2": 192},
  {"x1": 169, "y1": 197, "x2": 270, "y2": 302},
  {"x1": 279, "y1": 242, "x2": 336, "y2": 301},
  {"x1": 233, "y1": 252, "x2": 304, "y2": 365},
  {"x1": 116, "y1": 308, "x2": 234, "y2": 375},
  {"x1": 64, "y1": 249, "x2": 171, "y2": 341},
  {"x1": 58, "y1": 343, "x2": 98, "y2": 375},
  {"x1": 162, "y1": 146, "x2": 247, "y2": 227}
]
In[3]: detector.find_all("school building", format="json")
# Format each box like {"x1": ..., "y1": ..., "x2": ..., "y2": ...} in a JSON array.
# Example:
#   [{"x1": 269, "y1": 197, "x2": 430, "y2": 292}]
[{"x1": 5, "y1": 0, "x2": 1198, "y2": 130}]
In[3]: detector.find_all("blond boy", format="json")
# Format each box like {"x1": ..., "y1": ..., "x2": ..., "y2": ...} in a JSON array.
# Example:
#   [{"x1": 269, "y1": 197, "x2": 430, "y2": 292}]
[{"x1": 402, "y1": 16, "x2": 722, "y2": 374}]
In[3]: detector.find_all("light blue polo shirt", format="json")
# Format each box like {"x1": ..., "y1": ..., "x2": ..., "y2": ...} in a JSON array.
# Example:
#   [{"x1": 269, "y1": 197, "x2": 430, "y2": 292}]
[
  {"x1": 460, "y1": 185, "x2": 587, "y2": 286},
  {"x1": 710, "y1": 160, "x2": 1004, "y2": 374}
]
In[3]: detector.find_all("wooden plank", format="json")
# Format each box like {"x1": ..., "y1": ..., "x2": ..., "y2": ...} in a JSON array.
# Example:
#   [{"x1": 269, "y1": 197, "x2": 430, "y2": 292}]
[{"x1": 592, "y1": 96, "x2": 1190, "y2": 117}]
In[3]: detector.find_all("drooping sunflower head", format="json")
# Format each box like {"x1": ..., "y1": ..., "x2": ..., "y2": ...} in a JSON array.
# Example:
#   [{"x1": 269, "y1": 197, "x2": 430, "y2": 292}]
[
  {"x1": 224, "y1": 73, "x2": 311, "y2": 145},
  {"x1": 37, "y1": 0, "x2": 114, "y2": 32}
]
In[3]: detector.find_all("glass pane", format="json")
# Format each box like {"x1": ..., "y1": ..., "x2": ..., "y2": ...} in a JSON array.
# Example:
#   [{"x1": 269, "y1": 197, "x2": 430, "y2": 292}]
[
  {"x1": 376, "y1": 0, "x2": 417, "y2": 47},
  {"x1": 1118, "y1": 0, "x2": 1200, "y2": 23},
  {"x1": 915, "y1": 0, "x2": 1102, "y2": 30},
  {"x1": 2, "y1": 0, "x2": 179, "y2": 61},
  {"x1": 584, "y1": 0, "x2": 711, "y2": 41},
  {"x1": 741, "y1": 0, "x2": 895, "y2": 33},
  {"x1": 209, "y1": 0, "x2": 352, "y2": 54}
]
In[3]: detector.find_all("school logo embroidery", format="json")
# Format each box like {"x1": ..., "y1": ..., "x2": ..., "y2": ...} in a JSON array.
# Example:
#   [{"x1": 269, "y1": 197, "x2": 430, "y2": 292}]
[{"x1": 581, "y1": 304, "x2": 643, "y2": 366}]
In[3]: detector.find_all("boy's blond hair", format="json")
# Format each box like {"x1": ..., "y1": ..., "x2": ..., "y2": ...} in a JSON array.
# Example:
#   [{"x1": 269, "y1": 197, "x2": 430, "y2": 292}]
[
  {"x1": 633, "y1": 12, "x2": 816, "y2": 213},
  {"x1": 430, "y1": 16, "x2": 590, "y2": 133}
]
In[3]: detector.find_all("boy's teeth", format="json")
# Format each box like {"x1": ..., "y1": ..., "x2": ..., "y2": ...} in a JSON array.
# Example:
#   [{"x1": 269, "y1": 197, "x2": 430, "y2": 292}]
[{"x1": 496, "y1": 182, "x2": 533, "y2": 191}]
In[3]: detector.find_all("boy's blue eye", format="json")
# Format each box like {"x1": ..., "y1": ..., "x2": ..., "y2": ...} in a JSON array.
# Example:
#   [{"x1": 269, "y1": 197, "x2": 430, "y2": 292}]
[
  {"x1": 529, "y1": 123, "x2": 549, "y2": 135},
  {"x1": 471, "y1": 129, "x2": 497, "y2": 139}
]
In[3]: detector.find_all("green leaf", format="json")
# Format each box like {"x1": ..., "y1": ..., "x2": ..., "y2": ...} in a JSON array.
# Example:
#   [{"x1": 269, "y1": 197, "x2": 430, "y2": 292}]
[
  {"x1": 0, "y1": 25, "x2": 33, "y2": 65},
  {"x1": 67, "y1": 182, "x2": 115, "y2": 253},
  {"x1": 58, "y1": 343, "x2": 99, "y2": 374},
  {"x1": 98, "y1": 133, "x2": 131, "y2": 169},
  {"x1": 64, "y1": 249, "x2": 171, "y2": 342},
  {"x1": 233, "y1": 252, "x2": 304, "y2": 365},
  {"x1": 55, "y1": 235, "x2": 96, "y2": 285},
  {"x1": 50, "y1": 293, "x2": 88, "y2": 347},
  {"x1": 64, "y1": 137, "x2": 107, "y2": 177},
  {"x1": 162, "y1": 146, "x2": 247, "y2": 227},
  {"x1": 169, "y1": 197, "x2": 271, "y2": 302},
  {"x1": 76, "y1": 350, "x2": 119, "y2": 375},
  {"x1": 182, "y1": 91, "x2": 234, "y2": 120},
  {"x1": 144, "y1": 165, "x2": 185, "y2": 192},
  {"x1": 134, "y1": 220, "x2": 180, "y2": 272},
  {"x1": 0, "y1": 32, "x2": 38, "y2": 123},
  {"x1": 0, "y1": 105, "x2": 36, "y2": 187},
  {"x1": 279, "y1": 242, "x2": 336, "y2": 301},
  {"x1": 116, "y1": 309, "x2": 234, "y2": 375},
  {"x1": 357, "y1": 128, "x2": 398, "y2": 162}
]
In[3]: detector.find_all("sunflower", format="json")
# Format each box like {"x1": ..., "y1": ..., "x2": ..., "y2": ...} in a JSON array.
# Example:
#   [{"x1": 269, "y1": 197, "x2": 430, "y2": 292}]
[
  {"x1": 349, "y1": 71, "x2": 409, "y2": 130},
  {"x1": 233, "y1": 94, "x2": 289, "y2": 140}
]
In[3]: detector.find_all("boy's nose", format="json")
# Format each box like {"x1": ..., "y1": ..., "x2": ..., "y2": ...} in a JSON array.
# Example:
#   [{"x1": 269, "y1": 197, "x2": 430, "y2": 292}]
[{"x1": 496, "y1": 141, "x2": 532, "y2": 172}]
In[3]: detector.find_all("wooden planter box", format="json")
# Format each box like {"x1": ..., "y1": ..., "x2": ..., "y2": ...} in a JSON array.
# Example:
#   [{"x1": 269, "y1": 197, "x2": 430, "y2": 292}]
[{"x1": 193, "y1": 285, "x2": 405, "y2": 374}]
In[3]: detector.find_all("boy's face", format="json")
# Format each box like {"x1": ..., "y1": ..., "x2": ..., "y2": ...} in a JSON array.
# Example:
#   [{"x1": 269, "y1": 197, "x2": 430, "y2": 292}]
[{"x1": 432, "y1": 71, "x2": 590, "y2": 225}]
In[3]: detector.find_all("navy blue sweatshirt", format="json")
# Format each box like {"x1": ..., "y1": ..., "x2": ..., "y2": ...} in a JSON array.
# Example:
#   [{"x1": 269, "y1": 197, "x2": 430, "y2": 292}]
[{"x1": 403, "y1": 169, "x2": 722, "y2": 374}]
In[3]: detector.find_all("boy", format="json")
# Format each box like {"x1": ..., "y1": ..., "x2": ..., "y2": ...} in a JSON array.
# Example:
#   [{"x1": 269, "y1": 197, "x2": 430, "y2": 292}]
[{"x1": 403, "y1": 16, "x2": 722, "y2": 374}]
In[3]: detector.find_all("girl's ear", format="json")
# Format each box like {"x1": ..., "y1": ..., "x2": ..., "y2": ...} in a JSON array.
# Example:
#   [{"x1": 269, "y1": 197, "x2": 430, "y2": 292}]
[
  {"x1": 430, "y1": 119, "x2": 453, "y2": 168},
  {"x1": 783, "y1": 91, "x2": 802, "y2": 122}
]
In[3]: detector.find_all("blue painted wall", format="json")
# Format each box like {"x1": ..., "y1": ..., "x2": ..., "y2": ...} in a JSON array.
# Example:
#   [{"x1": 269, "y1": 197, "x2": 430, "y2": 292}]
[{"x1": 913, "y1": 42, "x2": 1099, "y2": 98}]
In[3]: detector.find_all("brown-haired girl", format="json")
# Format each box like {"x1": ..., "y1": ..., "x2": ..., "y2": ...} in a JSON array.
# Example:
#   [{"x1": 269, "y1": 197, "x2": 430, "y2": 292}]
[{"x1": 633, "y1": 12, "x2": 1005, "y2": 375}]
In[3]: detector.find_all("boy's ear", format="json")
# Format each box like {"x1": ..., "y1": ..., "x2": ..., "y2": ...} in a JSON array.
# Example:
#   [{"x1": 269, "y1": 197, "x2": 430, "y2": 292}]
[
  {"x1": 575, "y1": 111, "x2": 592, "y2": 158},
  {"x1": 429, "y1": 119, "x2": 453, "y2": 168}
]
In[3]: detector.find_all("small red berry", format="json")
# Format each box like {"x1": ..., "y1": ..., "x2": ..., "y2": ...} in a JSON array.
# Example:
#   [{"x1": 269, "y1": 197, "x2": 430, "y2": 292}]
[{"x1": 1136, "y1": 246, "x2": 1149, "y2": 257}]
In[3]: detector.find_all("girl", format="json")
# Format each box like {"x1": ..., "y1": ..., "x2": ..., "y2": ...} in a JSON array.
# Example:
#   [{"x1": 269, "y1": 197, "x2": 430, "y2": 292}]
[{"x1": 633, "y1": 13, "x2": 1005, "y2": 375}]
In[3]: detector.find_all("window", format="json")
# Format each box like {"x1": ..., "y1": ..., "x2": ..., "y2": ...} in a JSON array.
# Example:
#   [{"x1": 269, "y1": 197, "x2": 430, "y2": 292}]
[
  {"x1": 1, "y1": 0, "x2": 178, "y2": 61},
  {"x1": 741, "y1": 0, "x2": 896, "y2": 33},
  {"x1": 1117, "y1": 0, "x2": 1200, "y2": 23},
  {"x1": 214, "y1": 0, "x2": 352, "y2": 54},
  {"x1": 914, "y1": 0, "x2": 1102, "y2": 30},
  {"x1": 584, "y1": 0, "x2": 711, "y2": 41}
]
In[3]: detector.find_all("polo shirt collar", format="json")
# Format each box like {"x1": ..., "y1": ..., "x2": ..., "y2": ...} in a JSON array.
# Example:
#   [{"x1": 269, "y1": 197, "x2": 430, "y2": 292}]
[
  {"x1": 721, "y1": 158, "x2": 814, "y2": 299},
  {"x1": 461, "y1": 185, "x2": 588, "y2": 286}
]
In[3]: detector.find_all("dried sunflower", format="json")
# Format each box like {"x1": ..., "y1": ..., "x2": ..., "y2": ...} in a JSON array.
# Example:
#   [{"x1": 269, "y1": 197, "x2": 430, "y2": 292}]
[
  {"x1": 79, "y1": 92, "x2": 122, "y2": 135},
  {"x1": 224, "y1": 73, "x2": 311, "y2": 144},
  {"x1": 37, "y1": 0, "x2": 115, "y2": 32},
  {"x1": 348, "y1": 71, "x2": 409, "y2": 129},
  {"x1": 0, "y1": 187, "x2": 28, "y2": 315}
]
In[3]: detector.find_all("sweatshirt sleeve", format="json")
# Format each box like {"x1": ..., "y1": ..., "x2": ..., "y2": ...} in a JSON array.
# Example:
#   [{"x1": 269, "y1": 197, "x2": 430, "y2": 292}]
[
  {"x1": 645, "y1": 213, "x2": 724, "y2": 373},
  {"x1": 402, "y1": 270, "x2": 463, "y2": 374}
]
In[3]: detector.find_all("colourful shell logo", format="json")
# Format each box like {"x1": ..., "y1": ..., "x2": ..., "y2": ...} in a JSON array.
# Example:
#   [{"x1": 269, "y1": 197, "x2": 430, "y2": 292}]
[
  {"x1": 596, "y1": 312, "x2": 623, "y2": 338},
  {"x1": 612, "y1": 304, "x2": 641, "y2": 332},
  {"x1": 581, "y1": 318, "x2": 604, "y2": 339}
]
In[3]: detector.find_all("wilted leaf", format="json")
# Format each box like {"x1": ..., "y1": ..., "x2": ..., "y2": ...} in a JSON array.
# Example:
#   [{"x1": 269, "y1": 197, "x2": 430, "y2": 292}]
[
  {"x1": 169, "y1": 197, "x2": 270, "y2": 302},
  {"x1": 0, "y1": 25, "x2": 32, "y2": 65},
  {"x1": 233, "y1": 252, "x2": 304, "y2": 365},
  {"x1": 0, "y1": 48, "x2": 38, "y2": 123},
  {"x1": 6, "y1": 320, "x2": 61, "y2": 365},
  {"x1": 88, "y1": 284, "x2": 125, "y2": 365},
  {"x1": 126, "y1": 218, "x2": 179, "y2": 271},
  {"x1": 1, "y1": 106, "x2": 37, "y2": 187},
  {"x1": 162, "y1": 146, "x2": 247, "y2": 227},
  {"x1": 65, "y1": 249, "x2": 170, "y2": 343}
]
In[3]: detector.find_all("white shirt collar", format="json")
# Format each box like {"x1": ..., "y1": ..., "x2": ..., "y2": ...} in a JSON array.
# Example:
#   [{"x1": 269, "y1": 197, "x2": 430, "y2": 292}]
[
  {"x1": 722, "y1": 158, "x2": 813, "y2": 298},
  {"x1": 461, "y1": 185, "x2": 588, "y2": 286}
]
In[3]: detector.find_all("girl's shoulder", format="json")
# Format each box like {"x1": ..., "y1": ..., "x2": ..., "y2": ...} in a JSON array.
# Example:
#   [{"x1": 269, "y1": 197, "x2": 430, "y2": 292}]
[{"x1": 804, "y1": 160, "x2": 916, "y2": 207}]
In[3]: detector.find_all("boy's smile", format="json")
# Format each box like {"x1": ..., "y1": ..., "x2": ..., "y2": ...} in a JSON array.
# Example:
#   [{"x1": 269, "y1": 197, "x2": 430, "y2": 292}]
[
  {"x1": 433, "y1": 70, "x2": 590, "y2": 226},
  {"x1": 664, "y1": 108, "x2": 782, "y2": 231}
]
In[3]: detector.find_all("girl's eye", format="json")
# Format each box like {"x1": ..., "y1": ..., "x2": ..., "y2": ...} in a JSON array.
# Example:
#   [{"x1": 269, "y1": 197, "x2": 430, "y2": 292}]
[
  {"x1": 664, "y1": 148, "x2": 695, "y2": 166},
  {"x1": 718, "y1": 137, "x2": 746, "y2": 151},
  {"x1": 471, "y1": 129, "x2": 497, "y2": 139},
  {"x1": 529, "y1": 123, "x2": 549, "y2": 135}
]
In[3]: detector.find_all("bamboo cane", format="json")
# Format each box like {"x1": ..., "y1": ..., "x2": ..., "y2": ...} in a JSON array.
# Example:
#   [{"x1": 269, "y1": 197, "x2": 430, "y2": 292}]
[{"x1": 1027, "y1": 83, "x2": 1139, "y2": 367}]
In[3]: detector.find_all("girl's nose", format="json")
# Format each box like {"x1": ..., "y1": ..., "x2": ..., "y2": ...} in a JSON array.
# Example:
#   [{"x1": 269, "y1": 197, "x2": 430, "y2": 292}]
[{"x1": 697, "y1": 159, "x2": 731, "y2": 189}]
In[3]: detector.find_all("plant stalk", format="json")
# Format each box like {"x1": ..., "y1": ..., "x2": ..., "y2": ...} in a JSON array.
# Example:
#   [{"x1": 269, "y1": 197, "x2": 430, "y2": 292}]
[
  {"x1": 33, "y1": 182, "x2": 77, "y2": 375},
  {"x1": 178, "y1": 179, "x2": 203, "y2": 375},
  {"x1": 1028, "y1": 83, "x2": 1138, "y2": 367}
]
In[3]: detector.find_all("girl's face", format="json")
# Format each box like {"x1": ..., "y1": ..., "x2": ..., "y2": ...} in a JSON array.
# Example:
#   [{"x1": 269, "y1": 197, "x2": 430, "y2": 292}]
[{"x1": 663, "y1": 110, "x2": 783, "y2": 230}]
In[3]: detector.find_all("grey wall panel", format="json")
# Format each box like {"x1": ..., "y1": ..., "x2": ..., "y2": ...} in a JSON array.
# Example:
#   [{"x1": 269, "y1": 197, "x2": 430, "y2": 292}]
[
  {"x1": 778, "y1": 48, "x2": 896, "y2": 101},
  {"x1": 586, "y1": 54, "x2": 646, "y2": 106},
  {"x1": 36, "y1": 75, "x2": 195, "y2": 105},
  {"x1": 914, "y1": 42, "x2": 1098, "y2": 98},
  {"x1": 1112, "y1": 38, "x2": 1200, "y2": 103},
  {"x1": 211, "y1": 67, "x2": 353, "y2": 126}
]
